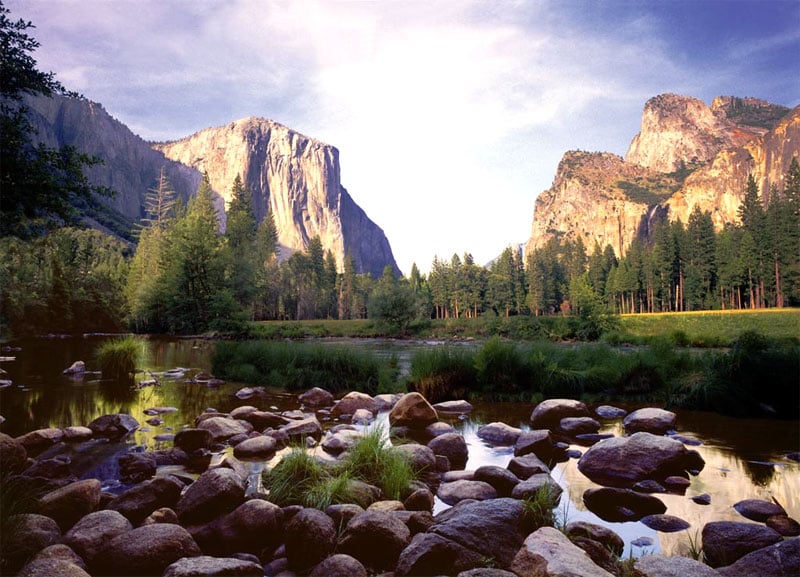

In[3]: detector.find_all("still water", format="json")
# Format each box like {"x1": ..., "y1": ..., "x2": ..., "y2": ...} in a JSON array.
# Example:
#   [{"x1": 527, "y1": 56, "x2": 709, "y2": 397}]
[{"x1": 0, "y1": 336, "x2": 798, "y2": 558}]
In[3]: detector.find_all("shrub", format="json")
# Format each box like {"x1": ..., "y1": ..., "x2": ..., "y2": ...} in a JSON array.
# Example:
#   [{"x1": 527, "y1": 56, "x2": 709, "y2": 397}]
[{"x1": 95, "y1": 336, "x2": 141, "y2": 380}]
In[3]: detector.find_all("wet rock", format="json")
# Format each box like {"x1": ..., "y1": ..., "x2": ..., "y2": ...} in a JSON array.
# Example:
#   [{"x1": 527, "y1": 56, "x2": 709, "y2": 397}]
[
  {"x1": 64, "y1": 510, "x2": 132, "y2": 567},
  {"x1": 1, "y1": 514, "x2": 61, "y2": 573},
  {"x1": 17, "y1": 558, "x2": 90, "y2": 577},
  {"x1": 234, "y1": 386, "x2": 261, "y2": 400},
  {"x1": 309, "y1": 554, "x2": 367, "y2": 577},
  {"x1": 176, "y1": 468, "x2": 245, "y2": 525},
  {"x1": 426, "y1": 421, "x2": 456, "y2": 438},
  {"x1": 16, "y1": 428, "x2": 64, "y2": 456},
  {"x1": 716, "y1": 537, "x2": 800, "y2": 577},
  {"x1": 19, "y1": 456, "x2": 71, "y2": 480},
  {"x1": 118, "y1": 452, "x2": 157, "y2": 484},
  {"x1": 438, "y1": 480, "x2": 497, "y2": 505},
  {"x1": 733, "y1": 498, "x2": 786, "y2": 522},
  {"x1": 663, "y1": 475, "x2": 691, "y2": 492},
  {"x1": 326, "y1": 503, "x2": 365, "y2": 529},
  {"x1": 477, "y1": 422, "x2": 522, "y2": 446},
  {"x1": 338, "y1": 509, "x2": 411, "y2": 571},
  {"x1": 299, "y1": 386, "x2": 335, "y2": 407},
  {"x1": 633, "y1": 480, "x2": 666, "y2": 493},
  {"x1": 321, "y1": 428, "x2": 363, "y2": 455},
  {"x1": 196, "y1": 416, "x2": 253, "y2": 442},
  {"x1": 766, "y1": 514, "x2": 800, "y2": 536},
  {"x1": 669, "y1": 434, "x2": 702, "y2": 446},
  {"x1": 96, "y1": 523, "x2": 202, "y2": 576},
  {"x1": 635, "y1": 554, "x2": 719, "y2": 577},
  {"x1": 404, "y1": 486, "x2": 435, "y2": 512},
  {"x1": 374, "y1": 392, "x2": 401, "y2": 411},
  {"x1": 232, "y1": 434, "x2": 277, "y2": 460},
  {"x1": 442, "y1": 470, "x2": 474, "y2": 482},
  {"x1": 432, "y1": 400, "x2": 473, "y2": 413},
  {"x1": 640, "y1": 514, "x2": 691, "y2": 532},
  {"x1": 191, "y1": 499, "x2": 284, "y2": 556},
  {"x1": 530, "y1": 398, "x2": 591, "y2": 430},
  {"x1": 389, "y1": 392, "x2": 439, "y2": 429},
  {"x1": 565, "y1": 520, "x2": 624, "y2": 557},
  {"x1": 457, "y1": 570, "x2": 518, "y2": 577},
  {"x1": 62, "y1": 426, "x2": 93, "y2": 442},
  {"x1": 511, "y1": 473, "x2": 562, "y2": 503},
  {"x1": 559, "y1": 416, "x2": 601, "y2": 436},
  {"x1": 474, "y1": 465, "x2": 520, "y2": 497},
  {"x1": 351, "y1": 408, "x2": 374, "y2": 424},
  {"x1": 0, "y1": 431, "x2": 27, "y2": 472},
  {"x1": 163, "y1": 556, "x2": 264, "y2": 577},
  {"x1": 583, "y1": 487, "x2": 666, "y2": 522},
  {"x1": 144, "y1": 406, "x2": 178, "y2": 415},
  {"x1": 692, "y1": 493, "x2": 711, "y2": 505},
  {"x1": 107, "y1": 476, "x2": 183, "y2": 525},
  {"x1": 513, "y1": 429, "x2": 556, "y2": 461},
  {"x1": 28, "y1": 544, "x2": 87, "y2": 571},
  {"x1": 38, "y1": 478, "x2": 101, "y2": 531},
  {"x1": 332, "y1": 391, "x2": 378, "y2": 419},
  {"x1": 279, "y1": 416, "x2": 323, "y2": 441},
  {"x1": 702, "y1": 520, "x2": 782, "y2": 568},
  {"x1": 511, "y1": 526, "x2": 615, "y2": 577},
  {"x1": 284, "y1": 508, "x2": 337, "y2": 573},
  {"x1": 577, "y1": 432, "x2": 704, "y2": 487},
  {"x1": 427, "y1": 432, "x2": 468, "y2": 470},
  {"x1": 87, "y1": 414, "x2": 139, "y2": 439},
  {"x1": 507, "y1": 452, "x2": 551, "y2": 479},
  {"x1": 174, "y1": 428, "x2": 212, "y2": 452},
  {"x1": 62, "y1": 361, "x2": 85, "y2": 375},
  {"x1": 243, "y1": 410, "x2": 290, "y2": 430},
  {"x1": 623, "y1": 407, "x2": 677, "y2": 434},
  {"x1": 595, "y1": 405, "x2": 627, "y2": 419}
]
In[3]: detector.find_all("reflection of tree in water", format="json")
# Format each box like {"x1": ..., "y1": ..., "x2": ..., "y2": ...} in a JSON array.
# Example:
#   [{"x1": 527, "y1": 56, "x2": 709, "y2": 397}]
[{"x1": 742, "y1": 460, "x2": 776, "y2": 486}]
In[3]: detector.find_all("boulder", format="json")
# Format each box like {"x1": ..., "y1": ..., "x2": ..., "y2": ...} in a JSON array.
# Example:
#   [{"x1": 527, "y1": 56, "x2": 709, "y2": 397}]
[
  {"x1": 37, "y1": 478, "x2": 101, "y2": 531},
  {"x1": 141, "y1": 507, "x2": 179, "y2": 525},
  {"x1": 404, "y1": 486, "x2": 436, "y2": 512},
  {"x1": 558, "y1": 416, "x2": 601, "y2": 436},
  {"x1": 426, "y1": 421, "x2": 456, "y2": 437},
  {"x1": 322, "y1": 428, "x2": 363, "y2": 455},
  {"x1": 583, "y1": 487, "x2": 666, "y2": 522},
  {"x1": 393, "y1": 442, "x2": 437, "y2": 473},
  {"x1": 640, "y1": 514, "x2": 691, "y2": 532},
  {"x1": 716, "y1": 537, "x2": 800, "y2": 577},
  {"x1": 427, "y1": 432, "x2": 468, "y2": 470},
  {"x1": 16, "y1": 558, "x2": 90, "y2": 577},
  {"x1": 62, "y1": 426, "x2": 93, "y2": 442},
  {"x1": 309, "y1": 554, "x2": 367, "y2": 577},
  {"x1": 351, "y1": 408, "x2": 374, "y2": 424},
  {"x1": 733, "y1": 498, "x2": 786, "y2": 522},
  {"x1": 16, "y1": 428, "x2": 64, "y2": 456},
  {"x1": 191, "y1": 498, "x2": 284, "y2": 556},
  {"x1": 457, "y1": 570, "x2": 518, "y2": 577},
  {"x1": 176, "y1": 468, "x2": 245, "y2": 525},
  {"x1": 508, "y1": 452, "x2": 551, "y2": 479},
  {"x1": 577, "y1": 432, "x2": 704, "y2": 487},
  {"x1": 242, "y1": 410, "x2": 290, "y2": 430},
  {"x1": 331, "y1": 391, "x2": 378, "y2": 418},
  {"x1": 374, "y1": 393, "x2": 401, "y2": 411},
  {"x1": 766, "y1": 514, "x2": 800, "y2": 536},
  {"x1": 530, "y1": 399, "x2": 590, "y2": 429},
  {"x1": 174, "y1": 428, "x2": 213, "y2": 452},
  {"x1": 232, "y1": 435, "x2": 277, "y2": 460},
  {"x1": 163, "y1": 556, "x2": 263, "y2": 577},
  {"x1": 368, "y1": 500, "x2": 405, "y2": 512},
  {"x1": 632, "y1": 480, "x2": 666, "y2": 493},
  {"x1": 477, "y1": 422, "x2": 522, "y2": 446},
  {"x1": 438, "y1": 480, "x2": 498, "y2": 505},
  {"x1": 0, "y1": 432, "x2": 27, "y2": 472},
  {"x1": 474, "y1": 465, "x2": 520, "y2": 497},
  {"x1": 87, "y1": 413, "x2": 139, "y2": 439},
  {"x1": 432, "y1": 400, "x2": 473, "y2": 413},
  {"x1": 702, "y1": 521, "x2": 782, "y2": 567},
  {"x1": 389, "y1": 392, "x2": 438, "y2": 428},
  {"x1": 27, "y1": 543, "x2": 87, "y2": 571},
  {"x1": 514, "y1": 429, "x2": 557, "y2": 462},
  {"x1": 395, "y1": 532, "x2": 485, "y2": 576},
  {"x1": 595, "y1": 405, "x2": 628, "y2": 419},
  {"x1": 338, "y1": 510, "x2": 411, "y2": 571},
  {"x1": 279, "y1": 416, "x2": 323, "y2": 441},
  {"x1": 64, "y1": 510, "x2": 132, "y2": 567},
  {"x1": 299, "y1": 386, "x2": 335, "y2": 407},
  {"x1": 118, "y1": 452, "x2": 157, "y2": 484},
  {"x1": 284, "y1": 508, "x2": 337, "y2": 573},
  {"x1": 510, "y1": 473, "x2": 563, "y2": 503},
  {"x1": 196, "y1": 416, "x2": 253, "y2": 442},
  {"x1": 1, "y1": 514, "x2": 61, "y2": 573},
  {"x1": 62, "y1": 361, "x2": 85, "y2": 375},
  {"x1": 565, "y1": 521, "x2": 624, "y2": 557},
  {"x1": 623, "y1": 407, "x2": 677, "y2": 434},
  {"x1": 511, "y1": 526, "x2": 615, "y2": 577},
  {"x1": 635, "y1": 554, "x2": 720, "y2": 577},
  {"x1": 107, "y1": 476, "x2": 183, "y2": 525},
  {"x1": 96, "y1": 523, "x2": 202, "y2": 576},
  {"x1": 19, "y1": 456, "x2": 71, "y2": 480},
  {"x1": 326, "y1": 503, "x2": 365, "y2": 529}
]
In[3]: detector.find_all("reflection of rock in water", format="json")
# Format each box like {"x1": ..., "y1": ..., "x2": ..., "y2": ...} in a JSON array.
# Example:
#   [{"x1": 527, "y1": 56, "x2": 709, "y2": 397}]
[{"x1": 743, "y1": 460, "x2": 776, "y2": 486}]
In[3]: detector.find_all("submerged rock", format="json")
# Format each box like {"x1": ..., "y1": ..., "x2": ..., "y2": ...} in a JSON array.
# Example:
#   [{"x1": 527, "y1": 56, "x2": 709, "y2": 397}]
[{"x1": 583, "y1": 487, "x2": 666, "y2": 522}]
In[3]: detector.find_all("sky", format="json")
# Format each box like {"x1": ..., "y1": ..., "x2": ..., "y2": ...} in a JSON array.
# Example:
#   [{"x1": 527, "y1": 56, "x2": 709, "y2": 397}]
[{"x1": 6, "y1": 0, "x2": 800, "y2": 275}]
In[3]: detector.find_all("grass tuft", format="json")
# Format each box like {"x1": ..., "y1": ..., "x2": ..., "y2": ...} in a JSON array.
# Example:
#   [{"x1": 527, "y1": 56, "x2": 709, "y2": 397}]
[{"x1": 95, "y1": 336, "x2": 141, "y2": 380}]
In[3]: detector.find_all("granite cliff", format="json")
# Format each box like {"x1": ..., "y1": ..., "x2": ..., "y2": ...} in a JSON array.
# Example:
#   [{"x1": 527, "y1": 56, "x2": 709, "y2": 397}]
[{"x1": 526, "y1": 94, "x2": 798, "y2": 258}]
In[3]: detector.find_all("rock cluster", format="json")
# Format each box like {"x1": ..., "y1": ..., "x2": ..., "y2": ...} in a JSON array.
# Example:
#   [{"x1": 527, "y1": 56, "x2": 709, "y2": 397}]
[{"x1": 1, "y1": 393, "x2": 797, "y2": 577}]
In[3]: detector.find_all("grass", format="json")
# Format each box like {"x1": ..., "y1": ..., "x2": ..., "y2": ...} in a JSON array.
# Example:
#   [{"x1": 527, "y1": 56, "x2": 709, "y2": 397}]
[
  {"x1": 263, "y1": 428, "x2": 417, "y2": 509},
  {"x1": 95, "y1": 336, "x2": 142, "y2": 380},
  {"x1": 521, "y1": 484, "x2": 561, "y2": 530}
]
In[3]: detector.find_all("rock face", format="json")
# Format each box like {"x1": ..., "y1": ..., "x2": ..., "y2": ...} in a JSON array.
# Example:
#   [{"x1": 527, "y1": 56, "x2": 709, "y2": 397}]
[
  {"x1": 525, "y1": 94, "x2": 798, "y2": 259},
  {"x1": 155, "y1": 117, "x2": 399, "y2": 276}
]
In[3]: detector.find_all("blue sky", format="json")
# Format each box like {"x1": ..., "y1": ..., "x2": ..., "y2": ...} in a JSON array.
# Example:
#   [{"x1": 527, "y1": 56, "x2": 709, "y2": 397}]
[{"x1": 7, "y1": 0, "x2": 799, "y2": 274}]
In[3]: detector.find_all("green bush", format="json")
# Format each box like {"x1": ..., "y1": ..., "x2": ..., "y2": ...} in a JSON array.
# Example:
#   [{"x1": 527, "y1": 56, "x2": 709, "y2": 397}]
[
  {"x1": 409, "y1": 346, "x2": 477, "y2": 402},
  {"x1": 95, "y1": 336, "x2": 141, "y2": 380}
]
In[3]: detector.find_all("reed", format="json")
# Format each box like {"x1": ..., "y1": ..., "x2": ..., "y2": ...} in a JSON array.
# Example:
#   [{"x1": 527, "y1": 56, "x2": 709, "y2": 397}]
[{"x1": 95, "y1": 336, "x2": 141, "y2": 380}]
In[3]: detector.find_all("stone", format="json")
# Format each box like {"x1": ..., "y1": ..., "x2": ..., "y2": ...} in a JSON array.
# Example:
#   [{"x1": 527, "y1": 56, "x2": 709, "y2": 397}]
[
  {"x1": 692, "y1": 493, "x2": 711, "y2": 505},
  {"x1": 640, "y1": 514, "x2": 691, "y2": 532},
  {"x1": 87, "y1": 413, "x2": 139, "y2": 439},
  {"x1": 577, "y1": 432, "x2": 704, "y2": 487},
  {"x1": 107, "y1": 476, "x2": 183, "y2": 524},
  {"x1": 326, "y1": 503, "x2": 365, "y2": 529},
  {"x1": 633, "y1": 480, "x2": 666, "y2": 493},
  {"x1": 64, "y1": 509, "x2": 132, "y2": 567},
  {"x1": 284, "y1": 508, "x2": 337, "y2": 573},
  {"x1": 393, "y1": 442, "x2": 437, "y2": 473},
  {"x1": 595, "y1": 405, "x2": 627, "y2": 419},
  {"x1": 1, "y1": 514, "x2": 61, "y2": 573},
  {"x1": 321, "y1": 428, "x2": 363, "y2": 455},
  {"x1": 299, "y1": 386, "x2": 335, "y2": 407},
  {"x1": 338, "y1": 509, "x2": 411, "y2": 571},
  {"x1": 404, "y1": 486, "x2": 435, "y2": 512},
  {"x1": 38, "y1": 478, "x2": 101, "y2": 531},
  {"x1": 474, "y1": 465, "x2": 520, "y2": 497},
  {"x1": 395, "y1": 532, "x2": 485, "y2": 576},
  {"x1": 243, "y1": 410, "x2": 289, "y2": 430},
  {"x1": 635, "y1": 554, "x2": 720, "y2": 577},
  {"x1": 432, "y1": 400, "x2": 473, "y2": 413},
  {"x1": 96, "y1": 523, "x2": 202, "y2": 576},
  {"x1": 716, "y1": 537, "x2": 800, "y2": 577},
  {"x1": 368, "y1": 500, "x2": 405, "y2": 512},
  {"x1": 15, "y1": 428, "x2": 64, "y2": 456},
  {"x1": 389, "y1": 392, "x2": 438, "y2": 428},
  {"x1": 234, "y1": 387, "x2": 260, "y2": 400},
  {"x1": 530, "y1": 398, "x2": 590, "y2": 429},
  {"x1": 425, "y1": 421, "x2": 455, "y2": 438},
  {"x1": 511, "y1": 526, "x2": 615, "y2": 577},
  {"x1": 61, "y1": 426, "x2": 93, "y2": 442},
  {"x1": 623, "y1": 407, "x2": 677, "y2": 434},
  {"x1": 232, "y1": 434, "x2": 277, "y2": 460},
  {"x1": 507, "y1": 452, "x2": 550, "y2": 479},
  {"x1": 583, "y1": 487, "x2": 666, "y2": 522},
  {"x1": 62, "y1": 360, "x2": 85, "y2": 375},
  {"x1": 442, "y1": 470, "x2": 474, "y2": 482},
  {"x1": 174, "y1": 428, "x2": 212, "y2": 452},
  {"x1": 17, "y1": 558, "x2": 90, "y2": 577},
  {"x1": 351, "y1": 408, "x2": 374, "y2": 424},
  {"x1": 309, "y1": 554, "x2": 367, "y2": 577},
  {"x1": 0, "y1": 431, "x2": 27, "y2": 472},
  {"x1": 565, "y1": 521, "x2": 624, "y2": 557},
  {"x1": 374, "y1": 393, "x2": 401, "y2": 411},
  {"x1": 141, "y1": 507, "x2": 179, "y2": 525},
  {"x1": 19, "y1": 456, "x2": 71, "y2": 480},
  {"x1": 766, "y1": 514, "x2": 800, "y2": 536},
  {"x1": 331, "y1": 391, "x2": 378, "y2": 419},
  {"x1": 427, "y1": 432, "x2": 468, "y2": 470},
  {"x1": 457, "y1": 570, "x2": 518, "y2": 577},
  {"x1": 163, "y1": 556, "x2": 264, "y2": 577},
  {"x1": 438, "y1": 480, "x2": 497, "y2": 505},
  {"x1": 559, "y1": 416, "x2": 601, "y2": 436},
  {"x1": 118, "y1": 452, "x2": 157, "y2": 483},
  {"x1": 279, "y1": 416, "x2": 323, "y2": 441},
  {"x1": 733, "y1": 498, "x2": 786, "y2": 522},
  {"x1": 663, "y1": 475, "x2": 691, "y2": 491},
  {"x1": 514, "y1": 429, "x2": 557, "y2": 462},
  {"x1": 196, "y1": 416, "x2": 253, "y2": 442},
  {"x1": 28, "y1": 543, "x2": 87, "y2": 571},
  {"x1": 511, "y1": 473, "x2": 563, "y2": 503},
  {"x1": 176, "y1": 467, "x2": 245, "y2": 525},
  {"x1": 702, "y1": 520, "x2": 783, "y2": 567},
  {"x1": 191, "y1": 498, "x2": 284, "y2": 556},
  {"x1": 477, "y1": 422, "x2": 522, "y2": 446}
]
